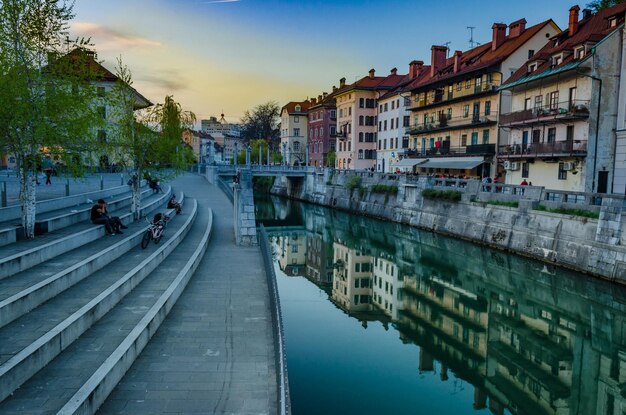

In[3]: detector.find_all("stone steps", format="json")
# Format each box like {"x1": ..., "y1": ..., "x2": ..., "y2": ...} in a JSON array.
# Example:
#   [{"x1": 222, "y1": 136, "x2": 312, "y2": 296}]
[
  {"x1": 0, "y1": 199, "x2": 199, "y2": 409},
  {"x1": 0, "y1": 187, "x2": 172, "y2": 279},
  {"x1": 0, "y1": 193, "x2": 186, "y2": 330}
]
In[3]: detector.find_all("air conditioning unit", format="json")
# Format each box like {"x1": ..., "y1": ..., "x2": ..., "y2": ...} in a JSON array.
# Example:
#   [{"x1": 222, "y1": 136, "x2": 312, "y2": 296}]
[
  {"x1": 563, "y1": 162, "x2": 575, "y2": 171},
  {"x1": 504, "y1": 161, "x2": 520, "y2": 171}
]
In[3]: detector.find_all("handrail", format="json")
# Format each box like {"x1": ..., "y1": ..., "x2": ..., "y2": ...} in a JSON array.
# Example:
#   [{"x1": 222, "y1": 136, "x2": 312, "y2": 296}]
[
  {"x1": 216, "y1": 176, "x2": 234, "y2": 203},
  {"x1": 258, "y1": 224, "x2": 291, "y2": 415}
]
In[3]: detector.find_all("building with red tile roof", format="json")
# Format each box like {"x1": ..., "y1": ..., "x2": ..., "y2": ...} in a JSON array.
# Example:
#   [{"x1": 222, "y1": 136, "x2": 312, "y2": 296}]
[
  {"x1": 405, "y1": 18, "x2": 559, "y2": 179},
  {"x1": 334, "y1": 68, "x2": 407, "y2": 170},
  {"x1": 307, "y1": 91, "x2": 337, "y2": 167},
  {"x1": 498, "y1": 3, "x2": 626, "y2": 193},
  {"x1": 280, "y1": 100, "x2": 311, "y2": 165}
]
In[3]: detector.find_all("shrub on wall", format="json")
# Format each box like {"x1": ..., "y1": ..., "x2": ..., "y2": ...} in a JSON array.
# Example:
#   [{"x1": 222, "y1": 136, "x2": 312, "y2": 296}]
[
  {"x1": 422, "y1": 189, "x2": 462, "y2": 202},
  {"x1": 534, "y1": 204, "x2": 599, "y2": 219},
  {"x1": 345, "y1": 175, "x2": 362, "y2": 191},
  {"x1": 371, "y1": 184, "x2": 398, "y2": 194}
]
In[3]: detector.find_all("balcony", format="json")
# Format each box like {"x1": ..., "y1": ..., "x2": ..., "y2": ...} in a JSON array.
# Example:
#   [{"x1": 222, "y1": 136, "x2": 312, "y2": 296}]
[
  {"x1": 406, "y1": 114, "x2": 497, "y2": 135},
  {"x1": 409, "y1": 83, "x2": 499, "y2": 110},
  {"x1": 500, "y1": 100, "x2": 590, "y2": 127},
  {"x1": 336, "y1": 131, "x2": 346, "y2": 140},
  {"x1": 498, "y1": 140, "x2": 587, "y2": 159},
  {"x1": 405, "y1": 143, "x2": 495, "y2": 158}
]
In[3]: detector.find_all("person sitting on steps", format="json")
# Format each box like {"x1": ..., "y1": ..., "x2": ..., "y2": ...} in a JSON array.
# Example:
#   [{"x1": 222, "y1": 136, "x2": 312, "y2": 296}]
[
  {"x1": 168, "y1": 194, "x2": 182, "y2": 214},
  {"x1": 91, "y1": 199, "x2": 128, "y2": 235}
]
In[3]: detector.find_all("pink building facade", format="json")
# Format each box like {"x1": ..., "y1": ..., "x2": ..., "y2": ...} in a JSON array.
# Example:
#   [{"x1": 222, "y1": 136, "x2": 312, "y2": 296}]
[{"x1": 307, "y1": 92, "x2": 337, "y2": 167}]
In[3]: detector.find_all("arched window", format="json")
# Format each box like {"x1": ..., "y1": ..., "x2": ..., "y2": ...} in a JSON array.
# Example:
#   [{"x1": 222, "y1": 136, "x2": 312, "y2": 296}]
[
  {"x1": 359, "y1": 132, "x2": 364, "y2": 142},
  {"x1": 359, "y1": 115, "x2": 364, "y2": 126}
]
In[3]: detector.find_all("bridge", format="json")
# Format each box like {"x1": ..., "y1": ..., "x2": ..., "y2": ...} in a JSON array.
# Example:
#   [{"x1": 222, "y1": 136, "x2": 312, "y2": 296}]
[{"x1": 216, "y1": 164, "x2": 315, "y2": 178}]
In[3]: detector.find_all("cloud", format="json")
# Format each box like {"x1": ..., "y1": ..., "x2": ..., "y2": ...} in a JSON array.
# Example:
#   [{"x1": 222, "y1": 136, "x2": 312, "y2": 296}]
[
  {"x1": 72, "y1": 22, "x2": 162, "y2": 50},
  {"x1": 137, "y1": 70, "x2": 188, "y2": 92}
]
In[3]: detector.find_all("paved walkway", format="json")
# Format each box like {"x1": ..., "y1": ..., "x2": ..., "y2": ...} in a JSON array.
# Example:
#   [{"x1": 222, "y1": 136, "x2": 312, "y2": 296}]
[
  {"x1": 99, "y1": 173, "x2": 278, "y2": 415},
  {"x1": 0, "y1": 172, "x2": 128, "y2": 206}
]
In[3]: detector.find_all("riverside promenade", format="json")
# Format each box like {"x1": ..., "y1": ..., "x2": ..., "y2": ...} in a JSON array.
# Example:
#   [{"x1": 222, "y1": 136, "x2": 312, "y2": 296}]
[{"x1": 99, "y1": 173, "x2": 278, "y2": 414}]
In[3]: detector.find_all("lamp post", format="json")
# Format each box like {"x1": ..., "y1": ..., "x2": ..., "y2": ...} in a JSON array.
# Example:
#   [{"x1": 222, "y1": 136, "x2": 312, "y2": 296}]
[
  {"x1": 282, "y1": 142, "x2": 287, "y2": 166},
  {"x1": 246, "y1": 145, "x2": 251, "y2": 167},
  {"x1": 233, "y1": 142, "x2": 238, "y2": 166}
]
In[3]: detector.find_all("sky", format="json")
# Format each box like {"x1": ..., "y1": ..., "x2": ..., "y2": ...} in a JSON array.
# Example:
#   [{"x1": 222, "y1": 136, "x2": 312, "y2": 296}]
[{"x1": 71, "y1": 0, "x2": 584, "y2": 125}]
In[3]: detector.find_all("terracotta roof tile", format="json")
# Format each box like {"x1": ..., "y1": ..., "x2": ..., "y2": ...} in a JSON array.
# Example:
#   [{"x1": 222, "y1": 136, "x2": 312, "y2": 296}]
[
  {"x1": 282, "y1": 100, "x2": 312, "y2": 114},
  {"x1": 504, "y1": 4, "x2": 626, "y2": 85}
]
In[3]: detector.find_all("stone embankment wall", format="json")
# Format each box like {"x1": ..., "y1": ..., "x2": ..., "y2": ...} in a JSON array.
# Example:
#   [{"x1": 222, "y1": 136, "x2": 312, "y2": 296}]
[{"x1": 272, "y1": 169, "x2": 626, "y2": 283}]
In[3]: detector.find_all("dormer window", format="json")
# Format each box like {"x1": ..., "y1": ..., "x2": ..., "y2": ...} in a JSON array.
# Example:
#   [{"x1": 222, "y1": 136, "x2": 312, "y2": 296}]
[
  {"x1": 528, "y1": 63, "x2": 537, "y2": 73},
  {"x1": 295, "y1": 105, "x2": 301, "y2": 112},
  {"x1": 552, "y1": 53, "x2": 563, "y2": 66},
  {"x1": 609, "y1": 16, "x2": 618, "y2": 28},
  {"x1": 574, "y1": 46, "x2": 585, "y2": 60}
]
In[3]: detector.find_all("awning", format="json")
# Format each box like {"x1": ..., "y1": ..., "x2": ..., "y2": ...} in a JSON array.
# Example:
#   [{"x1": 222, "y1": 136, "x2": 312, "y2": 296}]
[
  {"x1": 391, "y1": 158, "x2": 425, "y2": 168},
  {"x1": 418, "y1": 157, "x2": 486, "y2": 170}
]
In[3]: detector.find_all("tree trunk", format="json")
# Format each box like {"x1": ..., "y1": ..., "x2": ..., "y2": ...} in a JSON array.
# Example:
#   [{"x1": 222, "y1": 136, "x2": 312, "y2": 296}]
[
  {"x1": 131, "y1": 168, "x2": 142, "y2": 220},
  {"x1": 20, "y1": 167, "x2": 37, "y2": 239}
]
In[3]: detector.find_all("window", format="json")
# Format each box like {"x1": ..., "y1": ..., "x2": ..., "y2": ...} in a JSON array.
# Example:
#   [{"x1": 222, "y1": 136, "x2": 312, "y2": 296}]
[
  {"x1": 403, "y1": 116, "x2": 410, "y2": 127},
  {"x1": 532, "y1": 129, "x2": 541, "y2": 143},
  {"x1": 358, "y1": 149, "x2": 364, "y2": 159},
  {"x1": 558, "y1": 162, "x2": 567, "y2": 180},
  {"x1": 549, "y1": 91, "x2": 559, "y2": 110},
  {"x1": 379, "y1": 105, "x2": 383, "y2": 112},
  {"x1": 547, "y1": 127, "x2": 556, "y2": 143},
  {"x1": 348, "y1": 107, "x2": 351, "y2": 116},
  {"x1": 534, "y1": 95, "x2": 543, "y2": 110},
  {"x1": 528, "y1": 49, "x2": 535, "y2": 59},
  {"x1": 552, "y1": 54, "x2": 562, "y2": 66},
  {"x1": 524, "y1": 97, "x2": 532, "y2": 110},
  {"x1": 330, "y1": 126, "x2": 336, "y2": 136},
  {"x1": 456, "y1": 82, "x2": 462, "y2": 91},
  {"x1": 293, "y1": 128, "x2": 300, "y2": 136},
  {"x1": 359, "y1": 116, "x2": 364, "y2": 126},
  {"x1": 482, "y1": 129, "x2": 489, "y2": 144},
  {"x1": 485, "y1": 101, "x2": 491, "y2": 116},
  {"x1": 330, "y1": 110, "x2": 336, "y2": 119},
  {"x1": 379, "y1": 121, "x2": 382, "y2": 131},
  {"x1": 359, "y1": 98, "x2": 364, "y2": 108},
  {"x1": 383, "y1": 139, "x2": 387, "y2": 150},
  {"x1": 391, "y1": 100, "x2": 395, "y2": 110},
  {"x1": 294, "y1": 116, "x2": 299, "y2": 123},
  {"x1": 465, "y1": 79, "x2": 471, "y2": 89},
  {"x1": 461, "y1": 134, "x2": 467, "y2": 146},
  {"x1": 471, "y1": 132, "x2": 478, "y2": 145},
  {"x1": 528, "y1": 63, "x2": 537, "y2": 73},
  {"x1": 575, "y1": 46, "x2": 585, "y2": 60},
  {"x1": 384, "y1": 120, "x2": 387, "y2": 131},
  {"x1": 384, "y1": 103, "x2": 388, "y2": 112},
  {"x1": 522, "y1": 162, "x2": 529, "y2": 178},
  {"x1": 391, "y1": 119, "x2": 394, "y2": 129},
  {"x1": 475, "y1": 77, "x2": 482, "y2": 88},
  {"x1": 447, "y1": 108, "x2": 452, "y2": 120},
  {"x1": 463, "y1": 105, "x2": 469, "y2": 118},
  {"x1": 359, "y1": 132, "x2": 364, "y2": 142}
]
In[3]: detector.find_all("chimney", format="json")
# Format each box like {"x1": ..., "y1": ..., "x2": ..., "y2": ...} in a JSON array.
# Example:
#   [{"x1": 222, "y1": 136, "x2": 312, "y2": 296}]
[
  {"x1": 582, "y1": 8, "x2": 592, "y2": 20},
  {"x1": 509, "y1": 18, "x2": 527, "y2": 38},
  {"x1": 369, "y1": 68, "x2": 376, "y2": 79},
  {"x1": 569, "y1": 5, "x2": 580, "y2": 36},
  {"x1": 311, "y1": 98, "x2": 317, "y2": 105},
  {"x1": 409, "y1": 60, "x2": 424, "y2": 79},
  {"x1": 430, "y1": 46, "x2": 447, "y2": 77},
  {"x1": 340, "y1": 77, "x2": 346, "y2": 88},
  {"x1": 323, "y1": 92, "x2": 328, "y2": 99},
  {"x1": 318, "y1": 95, "x2": 323, "y2": 102},
  {"x1": 492, "y1": 23, "x2": 507, "y2": 51},
  {"x1": 453, "y1": 50, "x2": 462, "y2": 73},
  {"x1": 390, "y1": 67, "x2": 398, "y2": 75},
  {"x1": 332, "y1": 85, "x2": 337, "y2": 92}
]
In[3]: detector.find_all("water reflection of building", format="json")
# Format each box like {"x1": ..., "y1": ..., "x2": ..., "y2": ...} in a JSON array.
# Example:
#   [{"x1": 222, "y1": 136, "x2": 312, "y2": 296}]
[
  {"x1": 372, "y1": 255, "x2": 403, "y2": 319},
  {"x1": 272, "y1": 232, "x2": 307, "y2": 277},
  {"x1": 306, "y1": 234, "x2": 333, "y2": 285},
  {"x1": 331, "y1": 241, "x2": 374, "y2": 314},
  {"x1": 262, "y1": 195, "x2": 626, "y2": 415}
]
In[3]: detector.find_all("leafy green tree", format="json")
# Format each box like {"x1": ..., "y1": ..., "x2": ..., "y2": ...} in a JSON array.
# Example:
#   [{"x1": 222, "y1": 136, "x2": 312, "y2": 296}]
[
  {"x1": 107, "y1": 59, "x2": 195, "y2": 219},
  {"x1": 325, "y1": 151, "x2": 337, "y2": 168},
  {"x1": 0, "y1": 0, "x2": 103, "y2": 238},
  {"x1": 240, "y1": 101, "x2": 280, "y2": 147},
  {"x1": 587, "y1": 0, "x2": 625, "y2": 11}
]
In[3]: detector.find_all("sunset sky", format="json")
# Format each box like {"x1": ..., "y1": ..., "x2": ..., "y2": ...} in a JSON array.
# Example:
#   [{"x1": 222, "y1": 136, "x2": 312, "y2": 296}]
[{"x1": 71, "y1": 0, "x2": 582, "y2": 125}]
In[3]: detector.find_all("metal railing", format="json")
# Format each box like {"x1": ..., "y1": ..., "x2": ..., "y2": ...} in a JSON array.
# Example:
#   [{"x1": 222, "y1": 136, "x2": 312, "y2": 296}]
[
  {"x1": 258, "y1": 225, "x2": 292, "y2": 415},
  {"x1": 406, "y1": 114, "x2": 497, "y2": 135},
  {"x1": 498, "y1": 141, "x2": 587, "y2": 157},
  {"x1": 499, "y1": 100, "x2": 591, "y2": 125}
]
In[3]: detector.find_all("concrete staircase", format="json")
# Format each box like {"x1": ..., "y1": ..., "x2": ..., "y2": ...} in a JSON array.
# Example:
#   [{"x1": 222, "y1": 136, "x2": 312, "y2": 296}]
[{"x1": 0, "y1": 184, "x2": 214, "y2": 414}]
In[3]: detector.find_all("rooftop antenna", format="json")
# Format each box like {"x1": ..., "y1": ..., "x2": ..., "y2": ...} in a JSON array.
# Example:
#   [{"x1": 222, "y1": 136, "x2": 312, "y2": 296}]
[
  {"x1": 443, "y1": 41, "x2": 451, "y2": 57},
  {"x1": 467, "y1": 26, "x2": 477, "y2": 48}
]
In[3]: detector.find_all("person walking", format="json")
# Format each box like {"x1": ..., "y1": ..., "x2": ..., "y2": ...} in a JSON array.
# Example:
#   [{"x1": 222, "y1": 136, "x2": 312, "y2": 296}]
[{"x1": 45, "y1": 168, "x2": 52, "y2": 185}]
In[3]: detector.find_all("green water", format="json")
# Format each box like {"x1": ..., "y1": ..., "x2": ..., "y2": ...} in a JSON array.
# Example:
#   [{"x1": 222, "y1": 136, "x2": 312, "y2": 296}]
[{"x1": 256, "y1": 195, "x2": 626, "y2": 415}]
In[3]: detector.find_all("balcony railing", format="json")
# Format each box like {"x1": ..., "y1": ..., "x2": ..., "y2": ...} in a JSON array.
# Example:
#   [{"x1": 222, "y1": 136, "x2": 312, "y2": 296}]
[
  {"x1": 500, "y1": 100, "x2": 590, "y2": 126},
  {"x1": 406, "y1": 114, "x2": 497, "y2": 135},
  {"x1": 498, "y1": 140, "x2": 587, "y2": 158},
  {"x1": 405, "y1": 143, "x2": 495, "y2": 158},
  {"x1": 410, "y1": 83, "x2": 499, "y2": 110}
]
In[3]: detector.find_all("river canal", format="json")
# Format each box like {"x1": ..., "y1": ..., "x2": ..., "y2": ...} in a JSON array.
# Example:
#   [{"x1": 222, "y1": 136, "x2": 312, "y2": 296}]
[{"x1": 255, "y1": 195, "x2": 626, "y2": 415}]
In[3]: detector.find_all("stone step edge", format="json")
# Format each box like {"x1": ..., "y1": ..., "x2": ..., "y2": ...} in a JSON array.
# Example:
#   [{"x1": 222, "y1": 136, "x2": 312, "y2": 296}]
[
  {"x1": 0, "y1": 198, "x2": 197, "y2": 403},
  {"x1": 0, "y1": 186, "x2": 172, "y2": 280},
  {"x1": 59, "y1": 206, "x2": 213, "y2": 415},
  {"x1": 0, "y1": 193, "x2": 185, "y2": 329},
  {"x1": 35, "y1": 189, "x2": 152, "y2": 232}
]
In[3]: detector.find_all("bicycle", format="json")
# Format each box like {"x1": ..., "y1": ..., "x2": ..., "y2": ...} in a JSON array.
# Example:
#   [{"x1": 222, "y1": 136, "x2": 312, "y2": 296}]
[{"x1": 141, "y1": 213, "x2": 170, "y2": 249}]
